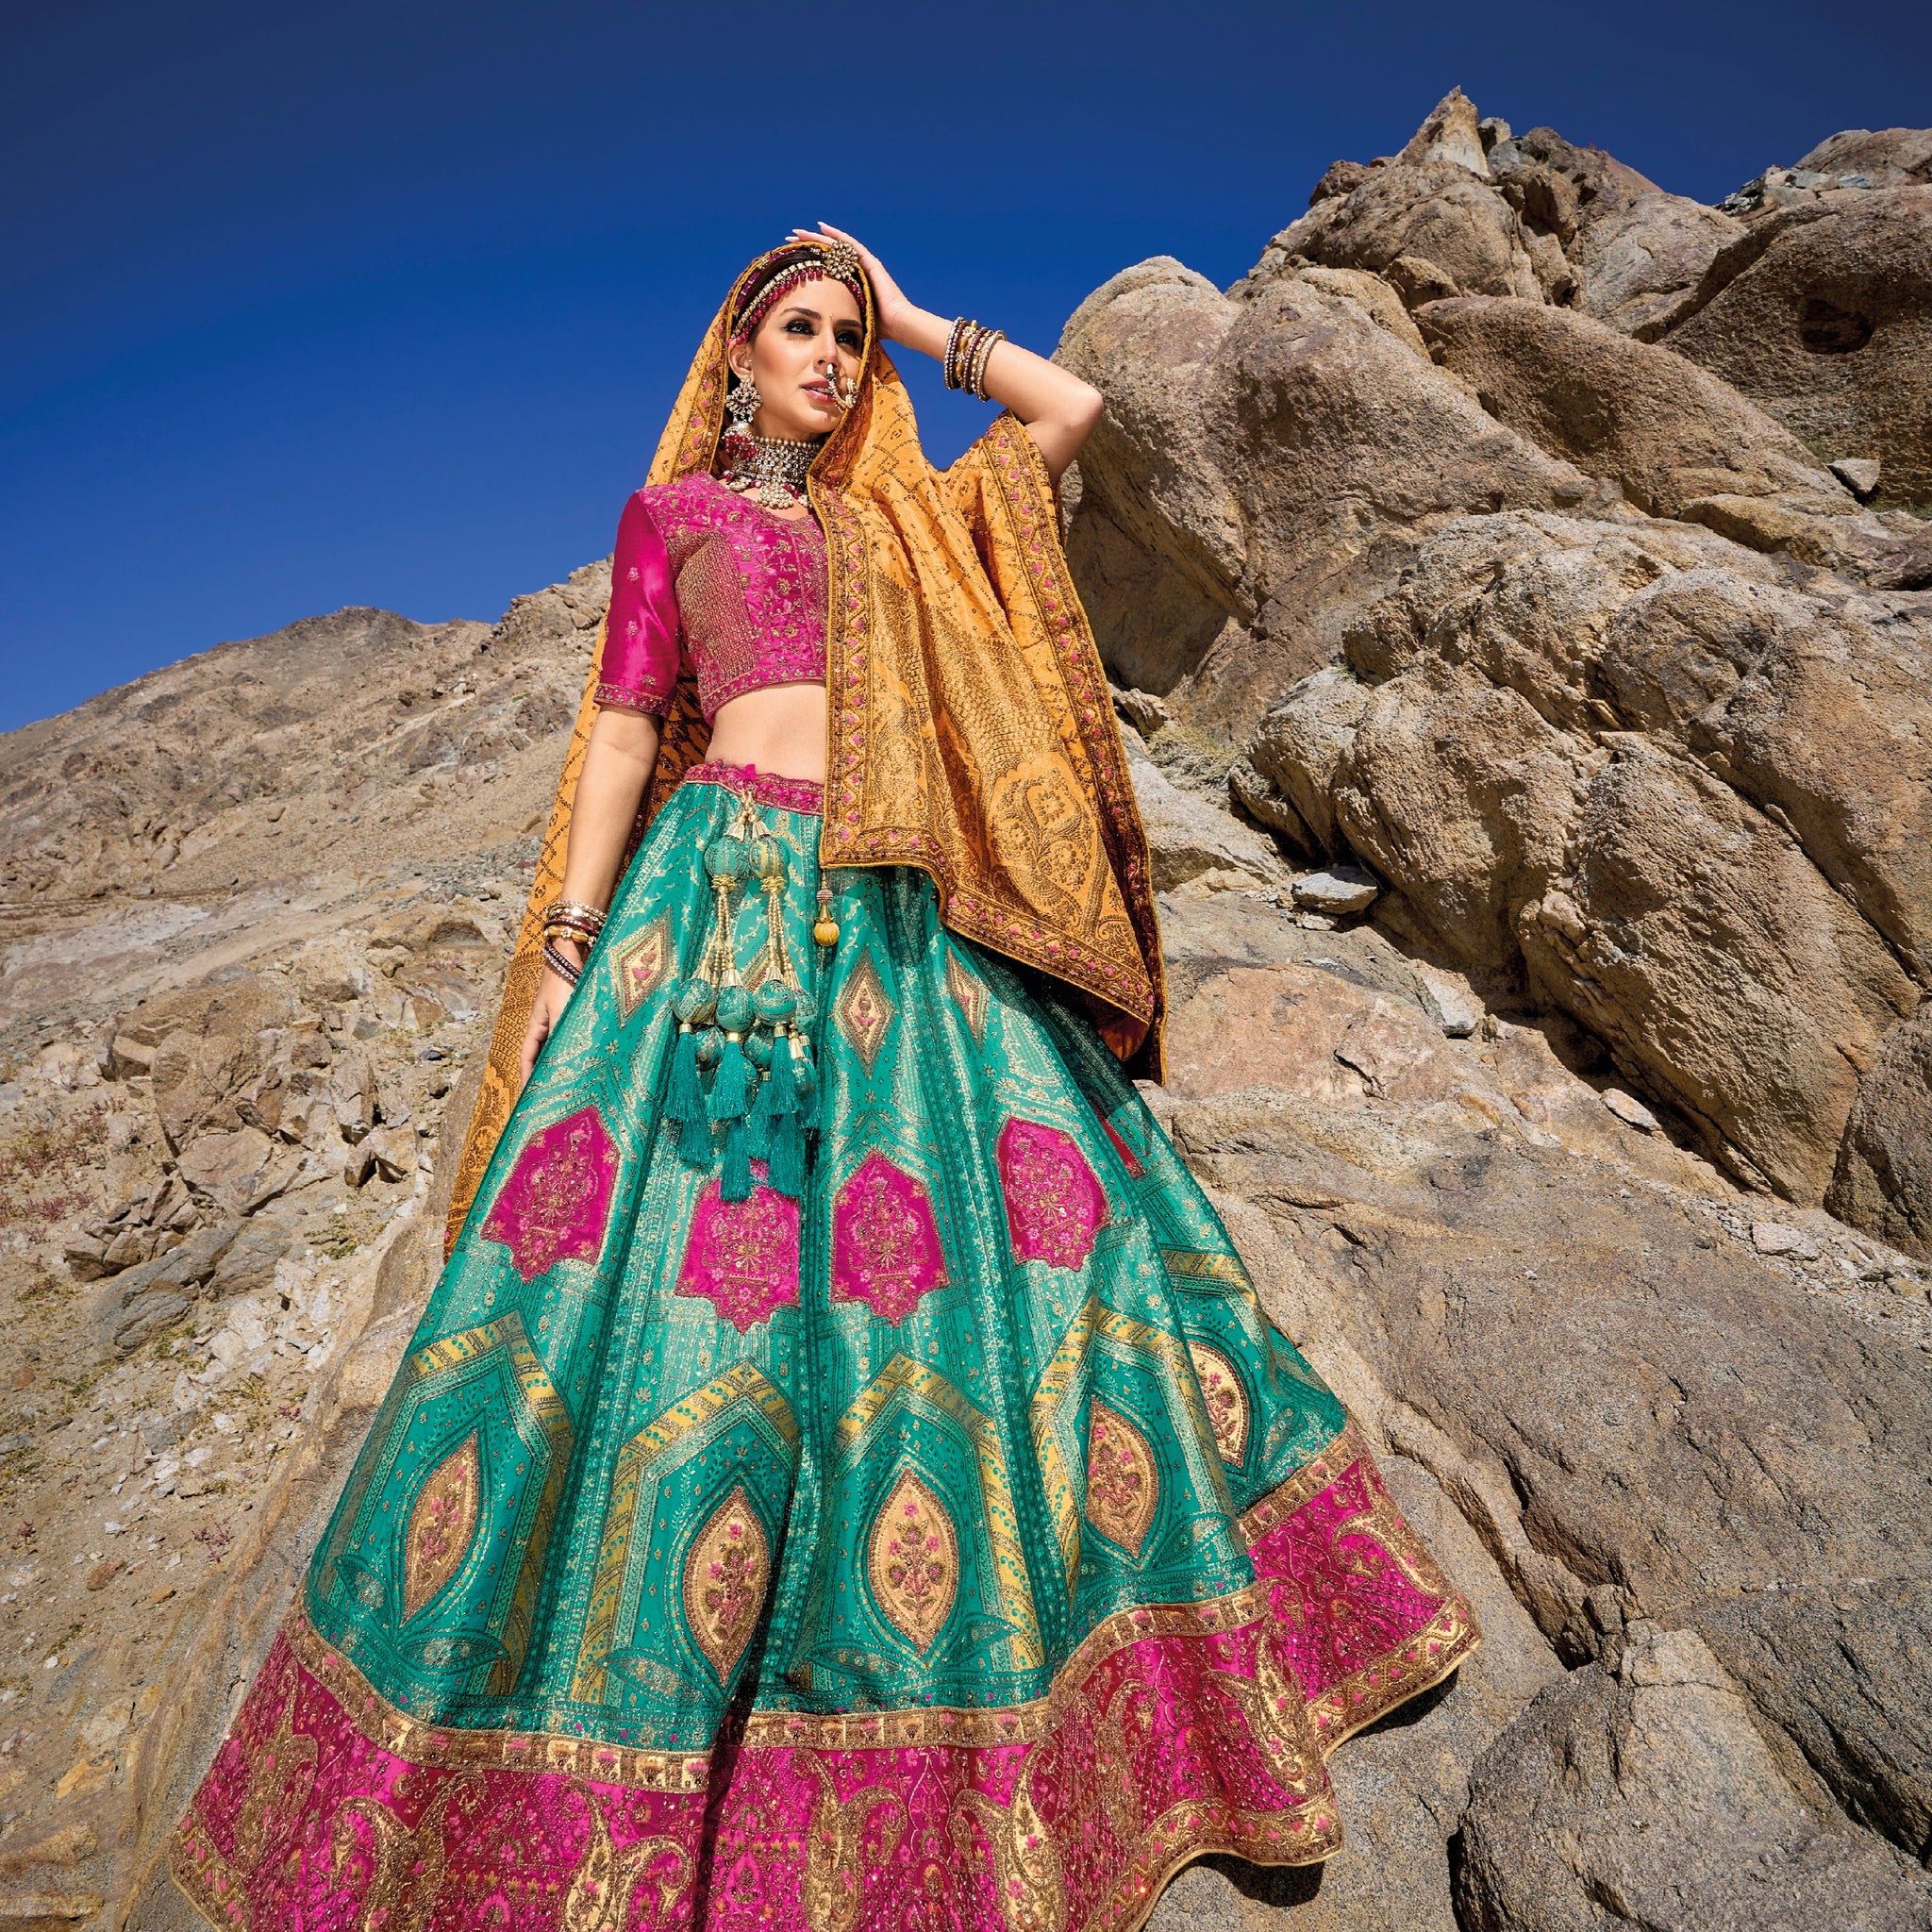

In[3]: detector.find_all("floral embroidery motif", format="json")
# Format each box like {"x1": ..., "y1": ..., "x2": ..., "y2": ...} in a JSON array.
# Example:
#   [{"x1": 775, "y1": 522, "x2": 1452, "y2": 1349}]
[
  {"x1": 1086, "y1": 1400, "x2": 1158, "y2": 1557},
  {"x1": 834, "y1": 948, "x2": 896, "y2": 1077},
  {"x1": 680, "y1": 1486, "x2": 770, "y2": 1683},
  {"x1": 611, "y1": 913, "x2": 673, "y2": 1021},
  {"x1": 675, "y1": 1170, "x2": 801, "y2": 1333},
  {"x1": 402, "y1": 1433, "x2": 481, "y2": 1622},
  {"x1": 799, "y1": 1750, "x2": 907, "y2": 1932},
  {"x1": 996, "y1": 1117, "x2": 1106, "y2": 1272},
  {"x1": 831, "y1": 1152, "x2": 947, "y2": 1324},
  {"x1": 481, "y1": 1106, "x2": 619, "y2": 1283},
  {"x1": 867, "y1": 1472, "x2": 958, "y2": 1654},
  {"x1": 944, "y1": 946, "x2": 990, "y2": 1046},
  {"x1": 1190, "y1": 1342, "x2": 1251, "y2": 1469}
]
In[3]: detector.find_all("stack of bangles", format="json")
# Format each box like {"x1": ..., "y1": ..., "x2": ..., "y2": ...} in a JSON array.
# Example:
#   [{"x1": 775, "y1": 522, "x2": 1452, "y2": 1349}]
[
  {"x1": 943, "y1": 317, "x2": 1006, "y2": 400},
  {"x1": 541, "y1": 899, "x2": 605, "y2": 988}
]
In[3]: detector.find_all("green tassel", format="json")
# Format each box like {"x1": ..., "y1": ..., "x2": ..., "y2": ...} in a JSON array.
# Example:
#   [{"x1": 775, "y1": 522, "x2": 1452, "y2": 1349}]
[
  {"x1": 766, "y1": 1107, "x2": 807, "y2": 1199},
  {"x1": 744, "y1": 1074, "x2": 774, "y2": 1162},
  {"x1": 765, "y1": 1033, "x2": 801, "y2": 1118},
  {"x1": 666, "y1": 1027, "x2": 715, "y2": 1167},
  {"x1": 720, "y1": 1115, "x2": 752, "y2": 1202},
  {"x1": 708, "y1": 1036, "x2": 751, "y2": 1124},
  {"x1": 677, "y1": 1105, "x2": 715, "y2": 1169}
]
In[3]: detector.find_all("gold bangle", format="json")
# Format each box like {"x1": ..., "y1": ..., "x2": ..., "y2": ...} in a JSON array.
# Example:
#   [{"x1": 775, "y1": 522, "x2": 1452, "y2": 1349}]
[
  {"x1": 541, "y1": 898, "x2": 607, "y2": 931},
  {"x1": 945, "y1": 316, "x2": 976, "y2": 391},
  {"x1": 970, "y1": 328, "x2": 1005, "y2": 400}
]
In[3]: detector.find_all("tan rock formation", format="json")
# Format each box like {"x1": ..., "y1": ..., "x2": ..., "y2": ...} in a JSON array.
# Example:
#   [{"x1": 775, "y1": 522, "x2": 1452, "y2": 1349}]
[
  {"x1": 1488, "y1": 123, "x2": 1744, "y2": 339},
  {"x1": 1059, "y1": 92, "x2": 1932, "y2": 1254},
  {"x1": 1457, "y1": 1627, "x2": 1932, "y2": 1931},
  {"x1": 1412, "y1": 294, "x2": 1851, "y2": 520},
  {"x1": 1665, "y1": 188, "x2": 1932, "y2": 509},
  {"x1": 1058, "y1": 258, "x2": 1589, "y2": 733}
]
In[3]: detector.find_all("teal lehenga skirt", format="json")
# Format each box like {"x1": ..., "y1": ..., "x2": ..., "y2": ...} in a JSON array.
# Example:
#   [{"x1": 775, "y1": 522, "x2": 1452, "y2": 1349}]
[{"x1": 173, "y1": 758, "x2": 1478, "y2": 1932}]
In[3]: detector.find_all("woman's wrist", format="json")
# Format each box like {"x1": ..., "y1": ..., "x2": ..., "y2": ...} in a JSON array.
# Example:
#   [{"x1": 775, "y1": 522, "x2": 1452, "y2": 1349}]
[{"x1": 886, "y1": 305, "x2": 954, "y2": 359}]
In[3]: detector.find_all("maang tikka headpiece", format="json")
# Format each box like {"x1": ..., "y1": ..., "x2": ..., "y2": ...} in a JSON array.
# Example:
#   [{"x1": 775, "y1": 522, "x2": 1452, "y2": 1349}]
[{"x1": 727, "y1": 238, "x2": 866, "y2": 347}]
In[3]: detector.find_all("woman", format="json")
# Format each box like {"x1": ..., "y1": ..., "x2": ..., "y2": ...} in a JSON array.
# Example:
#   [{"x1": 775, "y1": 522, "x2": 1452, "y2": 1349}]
[{"x1": 172, "y1": 228, "x2": 1477, "y2": 1932}]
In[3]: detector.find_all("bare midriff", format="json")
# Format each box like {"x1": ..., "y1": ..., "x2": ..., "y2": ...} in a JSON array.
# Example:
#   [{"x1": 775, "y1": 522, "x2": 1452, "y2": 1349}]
[{"x1": 703, "y1": 680, "x2": 828, "y2": 785}]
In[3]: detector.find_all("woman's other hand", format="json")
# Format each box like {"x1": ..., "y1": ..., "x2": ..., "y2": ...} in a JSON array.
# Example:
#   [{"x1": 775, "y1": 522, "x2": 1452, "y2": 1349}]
[{"x1": 519, "y1": 941, "x2": 584, "y2": 1094}]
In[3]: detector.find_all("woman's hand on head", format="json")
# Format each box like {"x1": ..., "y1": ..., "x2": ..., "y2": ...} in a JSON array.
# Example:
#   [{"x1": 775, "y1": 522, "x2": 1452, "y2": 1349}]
[{"x1": 789, "y1": 224, "x2": 914, "y2": 342}]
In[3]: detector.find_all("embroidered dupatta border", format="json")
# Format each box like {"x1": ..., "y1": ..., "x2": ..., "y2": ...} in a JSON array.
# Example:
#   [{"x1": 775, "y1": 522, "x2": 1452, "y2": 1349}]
[{"x1": 813, "y1": 418, "x2": 1165, "y2": 1063}]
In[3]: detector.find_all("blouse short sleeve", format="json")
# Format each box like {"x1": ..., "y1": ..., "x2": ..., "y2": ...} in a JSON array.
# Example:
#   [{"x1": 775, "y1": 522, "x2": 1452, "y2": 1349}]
[{"x1": 595, "y1": 491, "x2": 680, "y2": 717}]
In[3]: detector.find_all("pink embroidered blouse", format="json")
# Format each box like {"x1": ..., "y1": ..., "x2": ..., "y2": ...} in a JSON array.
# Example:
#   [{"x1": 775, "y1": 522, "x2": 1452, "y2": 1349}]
[{"x1": 593, "y1": 473, "x2": 828, "y2": 725}]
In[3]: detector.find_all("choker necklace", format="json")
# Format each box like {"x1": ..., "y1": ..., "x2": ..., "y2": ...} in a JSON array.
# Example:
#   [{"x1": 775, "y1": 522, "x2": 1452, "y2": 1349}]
[{"x1": 718, "y1": 431, "x2": 824, "y2": 510}]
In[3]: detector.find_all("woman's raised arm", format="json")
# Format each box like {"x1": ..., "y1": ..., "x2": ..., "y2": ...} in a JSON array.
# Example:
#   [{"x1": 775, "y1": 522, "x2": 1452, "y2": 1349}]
[{"x1": 790, "y1": 223, "x2": 1104, "y2": 487}]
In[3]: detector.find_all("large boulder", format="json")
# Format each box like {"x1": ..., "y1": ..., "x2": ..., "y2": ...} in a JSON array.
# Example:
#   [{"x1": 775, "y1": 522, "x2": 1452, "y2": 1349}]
[
  {"x1": 1457, "y1": 1626, "x2": 1932, "y2": 1931},
  {"x1": 1412, "y1": 294, "x2": 1851, "y2": 519},
  {"x1": 1058, "y1": 259, "x2": 1588, "y2": 734},
  {"x1": 1177, "y1": 1083, "x2": 1932, "y2": 1861},
  {"x1": 1665, "y1": 188, "x2": 1932, "y2": 509},
  {"x1": 1243, "y1": 508, "x2": 1932, "y2": 1218}
]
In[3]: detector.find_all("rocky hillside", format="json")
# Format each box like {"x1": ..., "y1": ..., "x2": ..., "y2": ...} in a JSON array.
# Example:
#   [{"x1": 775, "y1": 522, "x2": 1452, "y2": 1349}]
[
  {"x1": 0, "y1": 89, "x2": 1925, "y2": 1932},
  {"x1": 1060, "y1": 89, "x2": 1932, "y2": 1268}
]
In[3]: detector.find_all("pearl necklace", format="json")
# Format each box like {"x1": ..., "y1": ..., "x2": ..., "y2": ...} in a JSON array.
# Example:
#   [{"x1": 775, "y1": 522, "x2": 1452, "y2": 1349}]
[{"x1": 719, "y1": 431, "x2": 824, "y2": 510}]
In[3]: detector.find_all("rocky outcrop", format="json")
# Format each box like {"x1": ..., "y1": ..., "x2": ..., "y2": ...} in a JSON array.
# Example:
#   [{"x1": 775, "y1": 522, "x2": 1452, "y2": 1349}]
[
  {"x1": 1457, "y1": 1626, "x2": 1932, "y2": 1931},
  {"x1": 1411, "y1": 295, "x2": 1855, "y2": 521},
  {"x1": 1665, "y1": 189, "x2": 1932, "y2": 510},
  {"x1": 1245, "y1": 510, "x2": 1931, "y2": 1217},
  {"x1": 1058, "y1": 258, "x2": 1588, "y2": 733},
  {"x1": 1482, "y1": 122, "x2": 1744, "y2": 341},
  {"x1": 1060, "y1": 94, "x2": 1932, "y2": 1251}
]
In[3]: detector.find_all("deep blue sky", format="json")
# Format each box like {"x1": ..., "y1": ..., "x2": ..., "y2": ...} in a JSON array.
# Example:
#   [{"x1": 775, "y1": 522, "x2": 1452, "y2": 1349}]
[{"x1": 3, "y1": 0, "x2": 1926, "y2": 732}]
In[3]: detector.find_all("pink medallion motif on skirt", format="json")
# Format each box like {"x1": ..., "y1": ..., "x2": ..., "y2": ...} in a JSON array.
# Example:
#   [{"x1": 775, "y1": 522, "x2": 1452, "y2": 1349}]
[
  {"x1": 481, "y1": 1105, "x2": 619, "y2": 1282},
  {"x1": 676, "y1": 1165, "x2": 801, "y2": 1333},
  {"x1": 830, "y1": 1151, "x2": 947, "y2": 1324},
  {"x1": 996, "y1": 1117, "x2": 1107, "y2": 1272}
]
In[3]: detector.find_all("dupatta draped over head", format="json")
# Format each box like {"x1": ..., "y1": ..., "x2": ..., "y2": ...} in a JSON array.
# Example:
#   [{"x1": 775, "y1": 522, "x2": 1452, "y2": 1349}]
[{"x1": 444, "y1": 242, "x2": 1164, "y2": 1253}]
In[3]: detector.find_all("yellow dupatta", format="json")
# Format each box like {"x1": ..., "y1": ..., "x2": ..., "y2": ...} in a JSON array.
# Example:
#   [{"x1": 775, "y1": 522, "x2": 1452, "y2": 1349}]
[{"x1": 444, "y1": 244, "x2": 1163, "y2": 1255}]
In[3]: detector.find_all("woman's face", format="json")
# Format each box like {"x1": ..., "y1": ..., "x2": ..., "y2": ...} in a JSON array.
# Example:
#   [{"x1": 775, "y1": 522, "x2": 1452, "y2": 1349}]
[{"x1": 728, "y1": 275, "x2": 864, "y2": 441}]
